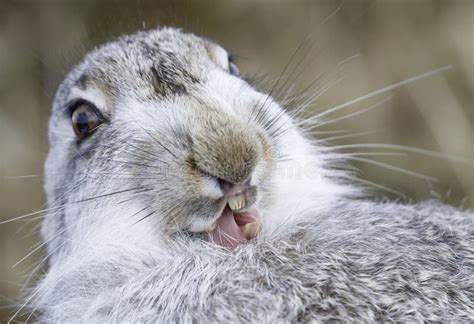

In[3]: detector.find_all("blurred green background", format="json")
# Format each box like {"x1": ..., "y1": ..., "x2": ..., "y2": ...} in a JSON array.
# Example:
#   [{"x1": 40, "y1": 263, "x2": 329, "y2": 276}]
[{"x1": 0, "y1": 0, "x2": 473, "y2": 320}]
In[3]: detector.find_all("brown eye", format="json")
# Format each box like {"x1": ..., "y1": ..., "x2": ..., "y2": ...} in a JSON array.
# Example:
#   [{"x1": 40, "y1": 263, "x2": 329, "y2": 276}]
[{"x1": 71, "y1": 103, "x2": 101, "y2": 140}]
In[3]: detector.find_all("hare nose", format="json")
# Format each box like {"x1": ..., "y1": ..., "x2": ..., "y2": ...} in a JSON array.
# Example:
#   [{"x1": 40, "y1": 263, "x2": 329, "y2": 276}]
[
  {"x1": 218, "y1": 178, "x2": 251, "y2": 197},
  {"x1": 191, "y1": 109, "x2": 262, "y2": 186}
]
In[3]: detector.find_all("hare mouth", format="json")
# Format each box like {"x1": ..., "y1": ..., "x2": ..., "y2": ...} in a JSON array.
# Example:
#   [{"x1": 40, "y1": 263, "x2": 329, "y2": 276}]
[{"x1": 204, "y1": 205, "x2": 260, "y2": 249}]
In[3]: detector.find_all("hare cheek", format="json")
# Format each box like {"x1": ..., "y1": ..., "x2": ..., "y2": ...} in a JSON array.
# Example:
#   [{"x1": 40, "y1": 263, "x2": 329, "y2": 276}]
[{"x1": 200, "y1": 176, "x2": 223, "y2": 199}]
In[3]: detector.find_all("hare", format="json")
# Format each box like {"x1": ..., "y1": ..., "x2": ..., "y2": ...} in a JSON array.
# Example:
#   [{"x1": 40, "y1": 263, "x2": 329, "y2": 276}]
[{"x1": 24, "y1": 28, "x2": 473, "y2": 322}]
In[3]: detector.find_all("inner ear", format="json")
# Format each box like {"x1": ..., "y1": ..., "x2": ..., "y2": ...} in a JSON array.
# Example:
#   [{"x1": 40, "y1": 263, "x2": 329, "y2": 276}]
[{"x1": 205, "y1": 43, "x2": 230, "y2": 71}]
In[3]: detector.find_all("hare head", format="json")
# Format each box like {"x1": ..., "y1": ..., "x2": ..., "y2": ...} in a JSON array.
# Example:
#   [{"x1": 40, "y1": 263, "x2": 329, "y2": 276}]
[{"x1": 43, "y1": 28, "x2": 352, "y2": 263}]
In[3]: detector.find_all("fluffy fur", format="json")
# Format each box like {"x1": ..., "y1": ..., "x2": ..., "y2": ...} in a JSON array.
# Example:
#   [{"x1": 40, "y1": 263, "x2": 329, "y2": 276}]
[
  {"x1": 25, "y1": 28, "x2": 473, "y2": 322},
  {"x1": 32, "y1": 201, "x2": 473, "y2": 322}
]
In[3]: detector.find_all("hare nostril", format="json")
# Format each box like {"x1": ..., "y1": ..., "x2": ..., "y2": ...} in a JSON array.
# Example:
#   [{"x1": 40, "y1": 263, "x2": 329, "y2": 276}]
[
  {"x1": 218, "y1": 178, "x2": 233, "y2": 194},
  {"x1": 218, "y1": 178, "x2": 250, "y2": 197}
]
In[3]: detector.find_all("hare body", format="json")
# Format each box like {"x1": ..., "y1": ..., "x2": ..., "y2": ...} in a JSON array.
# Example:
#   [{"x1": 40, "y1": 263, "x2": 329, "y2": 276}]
[{"x1": 30, "y1": 28, "x2": 473, "y2": 322}]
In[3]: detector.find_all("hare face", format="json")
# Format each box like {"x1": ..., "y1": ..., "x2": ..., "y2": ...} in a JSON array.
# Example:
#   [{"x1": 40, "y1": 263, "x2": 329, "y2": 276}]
[{"x1": 43, "y1": 28, "x2": 344, "y2": 261}]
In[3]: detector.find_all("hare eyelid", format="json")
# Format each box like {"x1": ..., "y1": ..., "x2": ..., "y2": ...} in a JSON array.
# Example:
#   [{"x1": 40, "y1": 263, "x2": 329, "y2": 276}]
[
  {"x1": 66, "y1": 86, "x2": 108, "y2": 115},
  {"x1": 66, "y1": 99, "x2": 106, "y2": 122}
]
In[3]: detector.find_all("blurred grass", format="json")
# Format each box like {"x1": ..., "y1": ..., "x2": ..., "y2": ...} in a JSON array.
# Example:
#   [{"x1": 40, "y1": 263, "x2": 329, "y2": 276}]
[{"x1": 0, "y1": 0, "x2": 473, "y2": 320}]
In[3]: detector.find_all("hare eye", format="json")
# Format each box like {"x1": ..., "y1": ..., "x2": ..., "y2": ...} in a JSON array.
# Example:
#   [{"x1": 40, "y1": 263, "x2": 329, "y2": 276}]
[
  {"x1": 229, "y1": 62, "x2": 239, "y2": 77},
  {"x1": 71, "y1": 102, "x2": 102, "y2": 139},
  {"x1": 228, "y1": 56, "x2": 239, "y2": 77}
]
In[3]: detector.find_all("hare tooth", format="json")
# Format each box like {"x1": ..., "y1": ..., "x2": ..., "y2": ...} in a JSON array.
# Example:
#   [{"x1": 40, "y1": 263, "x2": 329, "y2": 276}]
[
  {"x1": 228, "y1": 194, "x2": 246, "y2": 211},
  {"x1": 240, "y1": 222, "x2": 259, "y2": 240}
]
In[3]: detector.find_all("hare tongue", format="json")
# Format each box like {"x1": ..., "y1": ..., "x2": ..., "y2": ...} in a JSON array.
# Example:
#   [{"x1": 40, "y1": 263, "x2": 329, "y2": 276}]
[{"x1": 206, "y1": 207, "x2": 246, "y2": 249}]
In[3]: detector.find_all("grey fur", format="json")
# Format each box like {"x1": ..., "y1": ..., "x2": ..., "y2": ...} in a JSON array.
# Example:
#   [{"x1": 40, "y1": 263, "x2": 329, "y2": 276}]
[
  {"x1": 27, "y1": 27, "x2": 474, "y2": 322},
  {"x1": 33, "y1": 201, "x2": 473, "y2": 322}
]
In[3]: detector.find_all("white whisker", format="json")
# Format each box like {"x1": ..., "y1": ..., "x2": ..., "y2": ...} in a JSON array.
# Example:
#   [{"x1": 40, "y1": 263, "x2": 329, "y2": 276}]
[
  {"x1": 305, "y1": 95, "x2": 392, "y2": 130},
  {"x1": 326, "y1": 143, "x2": 473, "y2": 165},
  {"x1": 344, "y1": 156, "x2": 438, "y2": 182},
  {"x1": 309, "y1": 65, "x2": 452, "y2": 122},
  {"x1": 343, "y1": 175, "x2": 408, "y2": 199},
  {"x1": 4, "y1": 174, "x2": 42, "y2": 179},
  {"x1": 314, "y1": 130, "x2": 380, "y2": 143}
]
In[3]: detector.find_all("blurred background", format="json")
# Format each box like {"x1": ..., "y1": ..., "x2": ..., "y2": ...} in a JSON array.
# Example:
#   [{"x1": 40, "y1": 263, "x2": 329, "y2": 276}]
[{"x1": 0, "y1": 0, "x2": 472, "y2": 320}]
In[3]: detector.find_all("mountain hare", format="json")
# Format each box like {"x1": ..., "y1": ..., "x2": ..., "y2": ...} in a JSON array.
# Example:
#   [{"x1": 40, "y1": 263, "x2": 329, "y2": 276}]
[{"x1": 25, "y1": 28, "x2": 473, "y2": 322}]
